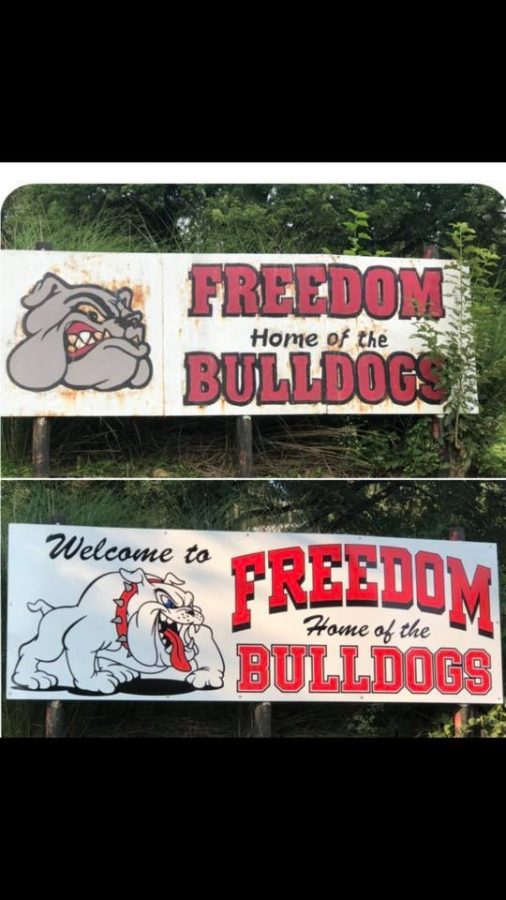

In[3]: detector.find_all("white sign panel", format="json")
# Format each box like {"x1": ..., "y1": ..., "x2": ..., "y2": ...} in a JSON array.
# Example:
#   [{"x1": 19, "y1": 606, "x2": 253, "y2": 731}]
[
  {"x1": 7, "y1": 525, "x2": 501, "y2": 703},
  {"x1": 1, "y1": 251, "x2": 477, "y2": 416}
]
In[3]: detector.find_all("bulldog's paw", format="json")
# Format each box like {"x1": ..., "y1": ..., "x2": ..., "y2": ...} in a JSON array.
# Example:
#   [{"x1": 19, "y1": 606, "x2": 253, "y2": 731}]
[
  {"x1": 186, "y1": 668, "x2": 224, "y2": 690},
  {"x1": 12, "y1": 670, "x2": 58, "y2": 690},
  {"x1": 73, "y1": 672, "x2": 120, "y2": 694},
  {"x1": 99, "y1": 662, "x2": 138, "y2": 683}
]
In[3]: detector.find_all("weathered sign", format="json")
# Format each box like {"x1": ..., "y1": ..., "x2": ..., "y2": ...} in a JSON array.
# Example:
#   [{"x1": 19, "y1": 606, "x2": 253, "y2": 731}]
[
  {"x1": 1, "y1": 251, "x2": 478, "y2": 416},
  {"x1": 7, "y1": 525, "x2": 501, "y2": 703}
]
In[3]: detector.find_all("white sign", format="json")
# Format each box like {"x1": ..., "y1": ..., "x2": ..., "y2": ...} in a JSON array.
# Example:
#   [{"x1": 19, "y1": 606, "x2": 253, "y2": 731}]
[
  {"x1": 7, "y1": 525, "x2": 501, "y2": 703},
  {"x1": 1, "y1": 250, "x2": 477, "y2": 416}
]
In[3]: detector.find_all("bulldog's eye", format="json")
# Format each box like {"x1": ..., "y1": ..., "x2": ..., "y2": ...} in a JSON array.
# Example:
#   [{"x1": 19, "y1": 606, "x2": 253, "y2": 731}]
[
  {"x1": 75, "y1": 302, "x2": 106, "y2": 324},
  {"x1": 156, "y1": 590, "x2": 175, "y2": 609}
]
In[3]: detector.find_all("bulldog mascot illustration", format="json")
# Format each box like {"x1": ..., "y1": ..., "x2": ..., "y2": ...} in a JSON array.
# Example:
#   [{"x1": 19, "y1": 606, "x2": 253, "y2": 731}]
[
  {"x1": 7, "y1": 272, "x2": 152, "y2": 392},
  {"x1": 12, "y1": 568, "x2": 224, "y2": 694}
]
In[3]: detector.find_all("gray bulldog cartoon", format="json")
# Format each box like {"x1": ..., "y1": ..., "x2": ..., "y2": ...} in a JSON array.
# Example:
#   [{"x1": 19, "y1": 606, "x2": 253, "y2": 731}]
[{"x1": 7, "y1": 272, "x2": 153, "y2": 391}]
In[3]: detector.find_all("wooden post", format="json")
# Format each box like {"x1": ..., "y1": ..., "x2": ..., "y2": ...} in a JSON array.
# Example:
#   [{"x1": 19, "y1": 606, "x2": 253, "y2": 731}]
[
  {"x1": 45, "y1": 700, "x2": 64, "y2": 737},
  {"x1": 449, "y1": 525, "x2": 472, "y2": 737},
  {"x1": 33, "y1": 417, "x2": 51, "y2": 477},
  {"x1": 253, "y1": 702, "x2": 272, "y2": 737},
  {"x1": 32, "y1": 241, "x2": 53, "y2": 477},
  {"x1": 237, "y1": 415, "x2": 253, "y2": 477}
]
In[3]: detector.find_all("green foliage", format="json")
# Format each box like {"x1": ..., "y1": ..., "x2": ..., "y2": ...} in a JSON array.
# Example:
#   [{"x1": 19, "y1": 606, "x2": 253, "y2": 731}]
[
  {"x1": 342, "y1": 208, "x2": 373, "y2": 255},
  {"x1": 5, "y1": 183, "x2": 506, "y2": 258},
  {"x1": 429, "y1": 705, "x2": 506, "y2": 738},
  {"x1": 469, "y1": 704, "x2": 506, "y2": 737},
  {"x1": 415, "y1": 222, "x2": 506, "y2": 475},
  {"x1": 341, "y1": 207, "x2": 391, "y2": 258},
  {"x1": 1, "y1": 184, "x2": 204, "y2": 252}
]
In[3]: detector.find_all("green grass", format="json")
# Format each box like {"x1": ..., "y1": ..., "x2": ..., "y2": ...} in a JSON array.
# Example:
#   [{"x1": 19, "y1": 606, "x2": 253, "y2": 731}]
[
  {"x1": 2, "y1": 413, "x2": 473, "y2": 479},
  {"x1": 3, "y1": 205, "x2": 154, "y2": 254}
]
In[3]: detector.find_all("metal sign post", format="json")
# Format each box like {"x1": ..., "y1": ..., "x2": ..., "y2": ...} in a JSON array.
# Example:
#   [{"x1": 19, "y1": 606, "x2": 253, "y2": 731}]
[{"x1": 237, "y1": 416, "x2": 253, "y2": 476}]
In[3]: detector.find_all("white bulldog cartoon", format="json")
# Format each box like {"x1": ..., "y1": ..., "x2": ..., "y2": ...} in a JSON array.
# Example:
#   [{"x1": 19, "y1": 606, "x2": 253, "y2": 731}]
[{"x1": 12, "y1": 568, "x2": 224, "y2": 694}]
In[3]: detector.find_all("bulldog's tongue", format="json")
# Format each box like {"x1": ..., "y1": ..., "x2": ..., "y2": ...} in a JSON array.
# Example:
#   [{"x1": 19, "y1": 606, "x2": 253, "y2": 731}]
[{"x1": 163, "y1": 627, "x2": 191, "y2": 672}]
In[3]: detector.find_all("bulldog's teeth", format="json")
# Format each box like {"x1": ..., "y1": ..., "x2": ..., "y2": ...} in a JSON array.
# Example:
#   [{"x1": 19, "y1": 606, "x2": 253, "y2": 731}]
[
  {"x1": 79, "y1": 331, "x2": 92, "y2": 344},
  {"x1": 67, "y1": 347, "x2": 76, "y2": 355},
  {"x1": 75, "y1": 338, "x2": 85, "y2": 349},
  {"x1": 132, "y1": 335, "x2": 140, "y2": 345},
  {"x1": 68, "y1": 334, "x2": 77, "y2": 345},
  {"x1": 103, "y1": 329, "x2": 111, "y2": 339},
  {"x1": 94, "y1": 331, "x2": 102, "y2": 340}
]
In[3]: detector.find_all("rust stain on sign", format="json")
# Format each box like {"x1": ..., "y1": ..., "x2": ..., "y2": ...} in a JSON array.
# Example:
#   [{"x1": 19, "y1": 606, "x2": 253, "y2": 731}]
[
  {"x1": 106, "y1": 280, "x2": 149, "y2": 312},
  {"x1": 57, "y1": 385, "x2": 130, "y2": 407},
  {"x1": 57, "y1": 386, "x2": 79, "y2": 405}
]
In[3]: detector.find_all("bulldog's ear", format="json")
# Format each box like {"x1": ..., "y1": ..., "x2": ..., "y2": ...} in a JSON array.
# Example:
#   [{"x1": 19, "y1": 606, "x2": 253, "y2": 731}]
[
  {"x1": 119, "y1": 567, "x2": 147, "y2": 586},
  {"x1": 21, "y1": 272, "x2": 71, "y2": 309},
  {"x1": 117, "y1": 287, "x2": 133, "y2": 308},
  {"x1": 163, "y1": 572, "x2": 185, "y2": 587}
]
